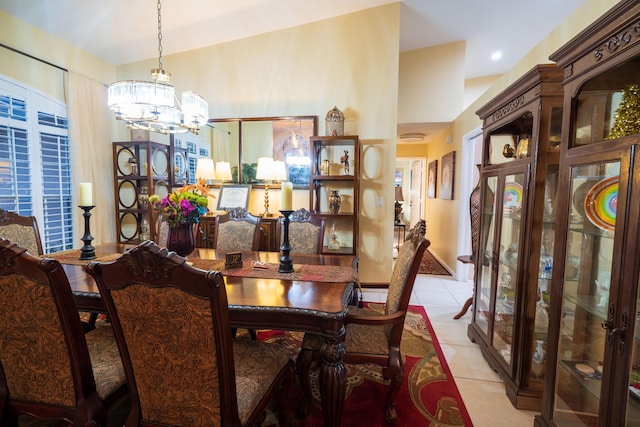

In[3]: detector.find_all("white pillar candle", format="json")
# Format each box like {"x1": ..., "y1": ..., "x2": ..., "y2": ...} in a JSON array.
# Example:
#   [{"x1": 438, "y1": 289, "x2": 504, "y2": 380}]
[
  {"x1": 281, "y1": 181, "x2": 293, "y2": 210},
  {"x1": 79, "y1": 182, "x2": 93, "y2": 206}
]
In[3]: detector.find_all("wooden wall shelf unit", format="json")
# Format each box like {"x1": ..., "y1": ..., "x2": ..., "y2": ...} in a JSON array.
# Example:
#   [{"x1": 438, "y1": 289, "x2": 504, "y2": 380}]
[
  {"x1": 469, "y1": 64, "x2": 564, "y2": 411},
  {"x1": 309, "y1": 135, "x2": 359, "y2": 256},
  {"x1": 536, "y1": 3, "x2": 640, "y2": 426}
]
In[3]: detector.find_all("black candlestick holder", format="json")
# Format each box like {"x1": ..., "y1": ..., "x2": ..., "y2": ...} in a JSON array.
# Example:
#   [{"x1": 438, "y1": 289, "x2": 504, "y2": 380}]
[
  {"x1": 79, "y1": 205, "x2": 96, "y2": 260},
  {"x1": 278, "y1": 210, "x2": 294, "y2": 273}
]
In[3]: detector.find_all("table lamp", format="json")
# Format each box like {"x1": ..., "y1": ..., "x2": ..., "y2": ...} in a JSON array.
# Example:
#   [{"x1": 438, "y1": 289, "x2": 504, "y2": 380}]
[
  {"x1": 394, "y1": 185, "x2": 404, "y2": 224},
  {"x1": 256, "y1": 157, "x2": 275, "y2": 217},
  {"x1": 195, "y1": 159, "x2": 216, "y2": 184},
  {"x1": 215, "y1": 161, "x2": 232, "y2": 182}
]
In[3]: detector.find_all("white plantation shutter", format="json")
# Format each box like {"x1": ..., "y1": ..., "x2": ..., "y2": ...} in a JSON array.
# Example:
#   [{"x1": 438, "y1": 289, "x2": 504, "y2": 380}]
[{"x1": 0, "y1": 76, "x2": 73, "y2": 253}]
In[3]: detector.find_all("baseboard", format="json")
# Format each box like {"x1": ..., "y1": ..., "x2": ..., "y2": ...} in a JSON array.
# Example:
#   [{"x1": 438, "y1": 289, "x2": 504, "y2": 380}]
[{"x1": 360, "y1": 282, "x2": 389, "y2": 289}]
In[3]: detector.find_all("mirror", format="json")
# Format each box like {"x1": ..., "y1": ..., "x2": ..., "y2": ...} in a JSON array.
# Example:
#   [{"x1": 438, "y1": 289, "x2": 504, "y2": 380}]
[{"x1": 205, "y1": 116, "x2": 317, "y2": 188}]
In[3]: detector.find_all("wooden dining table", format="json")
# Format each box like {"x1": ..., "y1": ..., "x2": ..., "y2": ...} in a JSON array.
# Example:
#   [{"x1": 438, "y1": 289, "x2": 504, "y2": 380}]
[{"x1": 51, "y1": 243, "x2": 356, "y2": 427}]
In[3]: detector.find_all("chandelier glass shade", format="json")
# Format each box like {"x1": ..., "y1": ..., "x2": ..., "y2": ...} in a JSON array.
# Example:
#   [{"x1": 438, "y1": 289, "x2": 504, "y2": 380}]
[{"x1": 107, "y1": 0, "x2": 208, "y2": 134}]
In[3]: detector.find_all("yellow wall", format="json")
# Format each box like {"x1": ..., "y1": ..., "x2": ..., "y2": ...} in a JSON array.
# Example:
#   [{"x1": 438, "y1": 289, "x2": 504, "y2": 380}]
[
  {"x1": 0, "y1": 11, "x2": 115, "y2": 93},
  {"x1": 114, "y1": 4, "x2": 401, "y2": 283},
  {"x1": 398, "y1": 41, "x2": 466, "y2": 123}
]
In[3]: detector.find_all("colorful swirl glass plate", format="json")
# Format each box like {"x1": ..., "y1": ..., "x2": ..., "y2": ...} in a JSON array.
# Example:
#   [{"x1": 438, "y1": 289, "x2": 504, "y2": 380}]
[
  {"x1": 584, "y1": 176, "x2": 618, "y2": 232},
  {"x1": 503, "y1": 182, "x2": 523, "y2": 213}
]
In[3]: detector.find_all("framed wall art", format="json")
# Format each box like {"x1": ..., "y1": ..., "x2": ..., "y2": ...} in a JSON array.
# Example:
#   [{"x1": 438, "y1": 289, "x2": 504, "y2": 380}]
[
  {"x1": 217, "y1": 184, "x2": 251, "y2": 210},
  {"x1": 427, "y1": 160, "x2": 437, "y2": 198},
  {"x1": 440, "y1": 151, "x2": 455, "y2": 200}
]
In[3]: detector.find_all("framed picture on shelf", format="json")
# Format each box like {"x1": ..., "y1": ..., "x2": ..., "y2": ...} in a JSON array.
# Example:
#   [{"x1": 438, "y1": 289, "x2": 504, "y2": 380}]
[
  {"x1": 217, "y1": 184, "x2": 251, "y2": 210},
  {"x1": 440, "y1": 151, "x2": 455, "y2": 200},
  {"x1": 428, "y1": 160, "x2": 437, "y2": 198}
]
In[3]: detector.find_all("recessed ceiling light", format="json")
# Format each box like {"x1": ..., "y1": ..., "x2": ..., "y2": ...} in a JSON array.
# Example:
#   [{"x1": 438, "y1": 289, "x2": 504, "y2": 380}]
[{"x1": 491, "y1": 51, "x2": 502, "y2": 61}]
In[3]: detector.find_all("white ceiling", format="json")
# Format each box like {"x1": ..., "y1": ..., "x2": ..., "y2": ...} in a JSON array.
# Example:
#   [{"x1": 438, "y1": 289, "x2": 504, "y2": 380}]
[
  {"x1": 0, "y1": 0, "x2": 586, "y2": 78},
  {"x1": 0, "y1": 0, "x2": 587, "y2": 140}
]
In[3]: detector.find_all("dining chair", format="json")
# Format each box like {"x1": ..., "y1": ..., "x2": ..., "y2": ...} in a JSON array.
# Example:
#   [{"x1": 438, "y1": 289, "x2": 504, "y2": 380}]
[
  {"x1": 296, "y1": 219, "x2": 429, "y2": 424},
  {"x1": 0, "y1": 239, "x2": 128, "y2": 426},
  {"x1": 86, "y1": 240, "x2": 295, "y2": 427},
  {"x1": 278, "y1": 207, "x2": 325, "y2": 254},
  {"x1": 0, "y1": 208, "x2": 43, "y2": 255},
  {"x1": 214, "y1": 207, "x2": 262, "y2": 252}
]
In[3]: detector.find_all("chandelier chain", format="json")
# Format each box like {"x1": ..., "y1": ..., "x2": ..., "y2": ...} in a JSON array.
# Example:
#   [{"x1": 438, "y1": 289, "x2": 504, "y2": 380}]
[{"x1": 157, "y1": 0, "x2": 163, "y2": 70}]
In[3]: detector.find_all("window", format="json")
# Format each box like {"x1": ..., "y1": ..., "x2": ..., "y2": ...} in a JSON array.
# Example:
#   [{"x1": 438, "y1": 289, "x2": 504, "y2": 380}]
[{"x1": 0, "y1": 76, "x2": 73, "y2": 253}]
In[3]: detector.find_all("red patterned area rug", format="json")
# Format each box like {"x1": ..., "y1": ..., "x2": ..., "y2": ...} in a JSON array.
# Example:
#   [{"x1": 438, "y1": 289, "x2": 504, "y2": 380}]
[
  {"x1": 258, "y1": 303, "x2": 473, "y2": 427},
  {"x1": 418, "y1": 249, "x2": 452, "y2": 276}
]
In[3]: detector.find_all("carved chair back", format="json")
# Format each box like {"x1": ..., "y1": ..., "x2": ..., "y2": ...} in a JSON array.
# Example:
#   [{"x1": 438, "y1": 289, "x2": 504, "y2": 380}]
[
  {"x1": 278, "y1": 208, "x2": 325, "y2": 254},
  {"x1": 86, "y1": 241, "x2": 294, "y2": 426},
  {"x1": 214, "y1": 207, "x2": 262, "y2": 251},
  {"x1": 0, "y1": 208, "x2": 43, "y2": 255},
  {"x1": 0, "y1": 239, "x2": 126, "y2": 425}
]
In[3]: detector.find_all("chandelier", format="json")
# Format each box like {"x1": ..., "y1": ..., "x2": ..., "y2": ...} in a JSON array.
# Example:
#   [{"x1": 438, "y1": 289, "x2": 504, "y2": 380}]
[{"x1": 107, "y1": 0, "x2": 208, "y2": 134}]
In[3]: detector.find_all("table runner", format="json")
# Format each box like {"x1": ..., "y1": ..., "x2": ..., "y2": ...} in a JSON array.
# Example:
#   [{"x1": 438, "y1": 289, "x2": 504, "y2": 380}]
[
  {"x1": 44, "y1": 248, "x2": 123, "y2": 265},
  {"x1": 190, "y1": 259, "x2": 357, "y2": 283},
  {"x1": 46, "y1": 249, "x2": 357, "y2": 284}
]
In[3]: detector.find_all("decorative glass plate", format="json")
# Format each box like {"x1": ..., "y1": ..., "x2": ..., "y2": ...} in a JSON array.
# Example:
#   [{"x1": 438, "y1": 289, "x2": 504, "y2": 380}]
[
  {"x1": 503, "y1": 182, "x2": 523, "y2": 213},
  {"x1": 118, "y1": 180, "x2": 136, "y2": 208},
  {"x1": 151, "y1": 147, "x2": 168, "y2": 176},
  {"x1": 584, "y1": 176, "x2": 618, "y2": 232},
  {"x1": 116, "y1": 147, "x2": 135, "y2": 176}
]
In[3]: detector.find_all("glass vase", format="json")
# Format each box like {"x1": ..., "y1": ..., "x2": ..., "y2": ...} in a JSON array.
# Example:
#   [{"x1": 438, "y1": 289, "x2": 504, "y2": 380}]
[{"x1": 167, "y1": 223, "x2": 195, "y2": 257}]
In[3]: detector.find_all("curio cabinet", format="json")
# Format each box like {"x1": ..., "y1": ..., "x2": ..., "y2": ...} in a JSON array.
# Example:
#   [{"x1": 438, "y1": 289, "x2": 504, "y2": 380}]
[
  {"x1": 470, "y1": 64, "x2": 564, "y2": 410},
  {"x1": 536, "y1": 2, "x2": 640, "y2": 426}
]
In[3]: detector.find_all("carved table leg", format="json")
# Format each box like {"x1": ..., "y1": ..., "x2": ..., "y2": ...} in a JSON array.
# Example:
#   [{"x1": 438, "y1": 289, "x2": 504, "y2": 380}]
[{"x1": 319, "y1": 331, "x2": 347, "y2": 427}]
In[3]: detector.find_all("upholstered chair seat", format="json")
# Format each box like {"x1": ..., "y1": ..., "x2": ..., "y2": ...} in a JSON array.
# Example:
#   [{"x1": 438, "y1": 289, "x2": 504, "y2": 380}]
[{"x1": 296, "y1": 220, "x2": 429, "y2": 424}]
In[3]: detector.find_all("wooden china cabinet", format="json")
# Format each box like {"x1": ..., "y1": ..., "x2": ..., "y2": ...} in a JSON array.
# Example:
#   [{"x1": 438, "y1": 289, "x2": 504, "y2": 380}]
[
  {"x1": 469, "y1": 64, "x2": 564, "y2": 410},
  {"x1": 536, "y1": 2, "x2": 640, "y2": 426}
]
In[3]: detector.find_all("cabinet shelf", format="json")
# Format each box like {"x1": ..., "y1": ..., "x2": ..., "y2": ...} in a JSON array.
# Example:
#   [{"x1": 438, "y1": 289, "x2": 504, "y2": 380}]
[
  {"x1": 564, "y1": 294, "x2": 608, "y2": 321},
  {"x1": 559, "y1": 360, "x2": 602, "y2": 400},
  {"x1": 311, "y1": 175, "x2": 355, "y2": 181}
]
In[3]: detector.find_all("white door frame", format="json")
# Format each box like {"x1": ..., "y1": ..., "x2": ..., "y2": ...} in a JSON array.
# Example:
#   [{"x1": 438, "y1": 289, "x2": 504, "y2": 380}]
[
  {"x1": 456, "y1": 127, "x2": 482, "y2": 281},
  {"x1": 395, "y1": 157, "x2": 426, "y2": 226}
]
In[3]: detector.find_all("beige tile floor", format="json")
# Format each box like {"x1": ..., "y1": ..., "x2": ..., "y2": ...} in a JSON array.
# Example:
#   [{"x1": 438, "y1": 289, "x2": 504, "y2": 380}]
[{"x1": 361, "y1": 273, "x2": 538, "y2": 427}]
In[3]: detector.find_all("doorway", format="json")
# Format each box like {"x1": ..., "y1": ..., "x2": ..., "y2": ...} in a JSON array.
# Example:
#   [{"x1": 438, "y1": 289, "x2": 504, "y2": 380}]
[{"x1": 394, "y1": 157, "x2": 426, "y2": 228}]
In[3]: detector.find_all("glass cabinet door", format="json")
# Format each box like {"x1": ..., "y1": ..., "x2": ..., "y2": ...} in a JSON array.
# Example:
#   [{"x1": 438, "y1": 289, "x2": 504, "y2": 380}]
[
  {"x1": 553, "y1": 160, "x2": 619, "y2": 426},
  {"x1": 494, "y1": 172, "x2": 526, "y2": 365},
  {"x1": 628, "y1": 280, "x2": 640, "y2": 426},
  {"x1": 475, "y1": 175, "x2": 498, "y2": 336},
  {"x1": 531, "y1": 164, "x2": 559, "y2": 381}
]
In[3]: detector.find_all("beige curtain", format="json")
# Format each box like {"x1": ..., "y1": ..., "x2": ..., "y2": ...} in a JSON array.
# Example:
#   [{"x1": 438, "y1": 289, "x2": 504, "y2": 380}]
[{"x1": 65, "y1": 72, "x2": 115, "y2": 246}]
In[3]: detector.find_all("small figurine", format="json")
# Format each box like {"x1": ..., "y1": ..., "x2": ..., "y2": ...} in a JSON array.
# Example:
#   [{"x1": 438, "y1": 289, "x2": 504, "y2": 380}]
[{"x1": 340, "y1": 150, "x2": 350, "y2": 174}]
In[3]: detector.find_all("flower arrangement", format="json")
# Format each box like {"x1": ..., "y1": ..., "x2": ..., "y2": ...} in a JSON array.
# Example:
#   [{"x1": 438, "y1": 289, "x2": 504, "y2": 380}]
[{"x1": 148, "y1": 179, "x2": 211, "y2": 228}]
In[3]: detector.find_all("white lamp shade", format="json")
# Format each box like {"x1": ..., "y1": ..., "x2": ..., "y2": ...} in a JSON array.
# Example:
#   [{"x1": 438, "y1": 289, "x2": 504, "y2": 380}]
[
  {"x1": 256, "y1": 157, "x2": 275, "y2": 180},
  {"x1": 195, "y1": 158, "x2": 216, "y2": 181},
  {"x1": 273, "y1": 160, "x2": 287, "y2": 182},
  {"x1": 215, "y1": 161, "x2": 232, "y2": 181}
]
